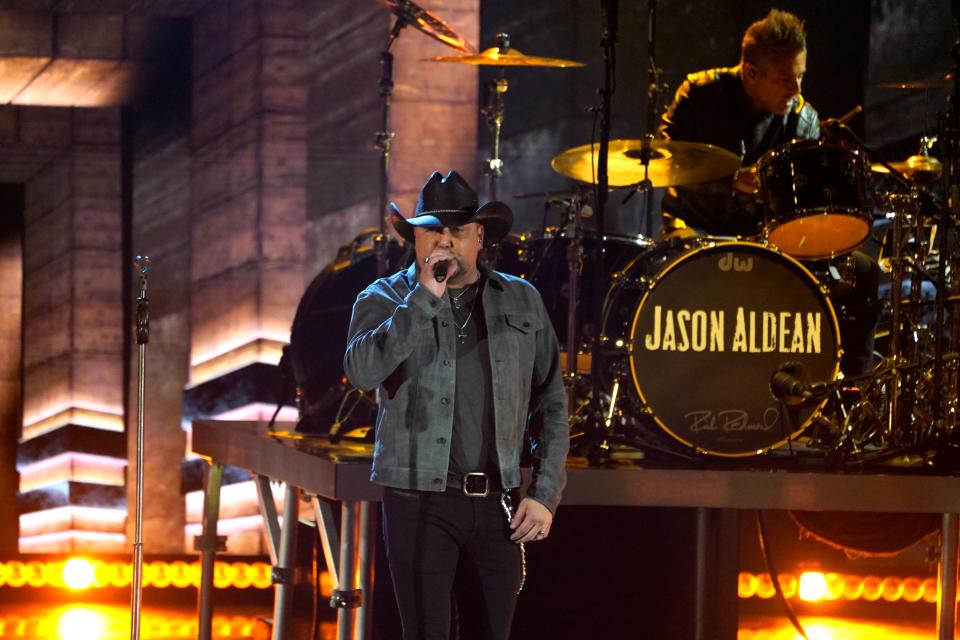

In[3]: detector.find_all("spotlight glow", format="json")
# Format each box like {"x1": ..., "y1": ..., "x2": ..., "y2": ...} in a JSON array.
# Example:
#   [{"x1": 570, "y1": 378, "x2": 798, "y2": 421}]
[
  {"x1": 799, "y1": 571, "x2": 828, "y2": 602},
  {"x1": 62, "y1": 558, "x2": 95, "y2": 590},
  {"x1": 57, "y1": 606, "x2": 106, "y2": 640}
]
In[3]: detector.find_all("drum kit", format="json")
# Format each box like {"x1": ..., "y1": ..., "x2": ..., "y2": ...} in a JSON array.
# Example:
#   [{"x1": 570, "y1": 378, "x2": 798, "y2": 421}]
[{"x1": 287, "y1": 0, "x2": 960, "y2": 470}]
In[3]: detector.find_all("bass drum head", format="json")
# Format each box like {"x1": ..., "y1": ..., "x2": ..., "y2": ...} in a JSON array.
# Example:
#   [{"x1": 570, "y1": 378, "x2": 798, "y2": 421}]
[
  {"x1": 289, "y1": 236, "x2": 412, "y2": 434},
  {"x1": 625, "y1": 241, "x2": 841, "y2": 456}
]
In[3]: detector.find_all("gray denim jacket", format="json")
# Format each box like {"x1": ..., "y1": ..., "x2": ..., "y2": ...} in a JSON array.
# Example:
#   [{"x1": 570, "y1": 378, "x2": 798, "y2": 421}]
[{"x1": 343, "y1": 262, "x2": 569, "y2": 513}]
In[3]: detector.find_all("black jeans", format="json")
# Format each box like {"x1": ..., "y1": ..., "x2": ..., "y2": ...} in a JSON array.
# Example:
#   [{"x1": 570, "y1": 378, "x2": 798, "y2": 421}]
[{"x1": 382, "y1": 487, "x2": 522, "y2": 640}]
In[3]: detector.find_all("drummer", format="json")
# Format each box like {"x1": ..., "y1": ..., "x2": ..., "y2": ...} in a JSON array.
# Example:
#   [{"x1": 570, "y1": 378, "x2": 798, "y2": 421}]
[{"x1": 658, "y1": 8, "x2": 879, "y2": 375}]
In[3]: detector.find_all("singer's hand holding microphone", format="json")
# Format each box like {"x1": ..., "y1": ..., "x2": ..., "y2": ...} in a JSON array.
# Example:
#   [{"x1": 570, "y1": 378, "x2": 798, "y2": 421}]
[{"x1": 420, "y1": 250, "x2": 459, "y2": 298}]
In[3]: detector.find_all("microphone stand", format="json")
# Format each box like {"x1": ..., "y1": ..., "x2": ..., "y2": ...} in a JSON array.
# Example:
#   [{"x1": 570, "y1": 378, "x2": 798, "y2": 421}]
[
  {"x1": 130, "y1": 255, "x2": 150, "y2": 640},
  {"x1": 481, "y1": 33, "x2": 511, "y2": 202},
  {"x1": 587, "y1": 0, "x2": 617, "y2": 459},
  {"x1": 375, "y1": 17, "x2": 408, "y2": 278},
  {"x1": 640, "y1": 0, "x2": 664, "y2": 239}
]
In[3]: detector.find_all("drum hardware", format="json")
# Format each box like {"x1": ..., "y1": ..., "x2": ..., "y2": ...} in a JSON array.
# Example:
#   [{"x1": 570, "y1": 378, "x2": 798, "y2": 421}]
[
  {"x1": 373, "y1": 1, "x2": 472, "y2": 277},
  {"x1": 424, "y1": 32, "x2": 585, "y2": 201}
]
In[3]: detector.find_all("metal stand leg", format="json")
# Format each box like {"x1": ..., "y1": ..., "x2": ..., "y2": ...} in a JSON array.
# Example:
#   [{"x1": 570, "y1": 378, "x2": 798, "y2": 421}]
[
  {"x1": 357, "y1": 502, "x2": 374, "y2": 640},
  {"x1": 938, "y1": 512, "x2": 959, "y2": 640},
  {"x1": 270, "y1": 484, "x2": 299, "y2": 640},
  {"x1": 337, "y1": 501, "x2": 359, "y2": 640},
  {"x1": 196, "y1": 462, "x2": 224, "y2": 640},
  {"x1": 694, "y1": 507, "x2": 739, "y2": 640},
  {"x1": 312, "y1": 497, "x2": 372, "y2": 640}
]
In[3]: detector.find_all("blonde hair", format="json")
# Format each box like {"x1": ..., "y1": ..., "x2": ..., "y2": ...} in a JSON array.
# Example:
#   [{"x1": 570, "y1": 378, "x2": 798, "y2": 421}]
[{"x1": 741, "y1": 9, "x2": 806, "y2": 66}]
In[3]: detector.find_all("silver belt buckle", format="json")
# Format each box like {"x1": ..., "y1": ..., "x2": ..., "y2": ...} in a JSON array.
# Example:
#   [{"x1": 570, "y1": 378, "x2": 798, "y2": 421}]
[{"x1": 462, "y1": 472, "x2": 489, "y2": 497}]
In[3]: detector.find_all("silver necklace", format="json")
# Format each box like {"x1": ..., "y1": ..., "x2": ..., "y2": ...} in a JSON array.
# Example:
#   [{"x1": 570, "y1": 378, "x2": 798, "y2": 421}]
[
  {"x1": 449, "y1": 280, "x2": 477, "y2": 309},
  {"x1": 455, "y1": 301, "x2": 475, "y2": 343},
  {"x1": 451, "y1": 282, "x2": 480, "y2": 343}
]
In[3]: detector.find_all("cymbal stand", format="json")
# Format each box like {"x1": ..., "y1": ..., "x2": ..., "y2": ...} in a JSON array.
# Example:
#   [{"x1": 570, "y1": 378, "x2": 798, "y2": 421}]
[
  {"x1": 639, "y1": 0, "x2": 666, "y2": 239},
  {"x1": 583, "y1": 0, "x2": 618, "y2": 459},
  {"x1": 130, "y1": 255, "x2": 151, "y2": 640},
  {"x1": 564, "y1": 192, "x2": 586, "y2": 411},
  {"x1": 935, "y1": 34, "x2": 960, "y2": 442},
  {"x1": 481, "y1": 33, "x2": 510, "y2": 202},
  {"x1": 374, "y1": 17, "x2": 407, "y2": 278},
  {"x1": 884, "y1": 189, "x2": 923, "y2": 445}
]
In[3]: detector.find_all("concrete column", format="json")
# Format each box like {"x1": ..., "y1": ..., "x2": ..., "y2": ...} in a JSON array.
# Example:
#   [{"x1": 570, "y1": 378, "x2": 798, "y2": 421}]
[
  {"x1": 0, "y1": 184, "x2": 23, "y2": 555},
  {"x1": 185, "y1": 0, "x2": 308, "y2": 554},
  {"x1": 19, "y1": 107, "x2": 125, "y2": 554}
]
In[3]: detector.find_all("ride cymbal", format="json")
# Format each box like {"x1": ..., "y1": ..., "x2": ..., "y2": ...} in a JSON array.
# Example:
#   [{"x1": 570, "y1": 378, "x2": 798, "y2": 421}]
[
  {"x1": 376, "y1": 0, "x2": 474, "y2": 52},
  {"x1": 551, "y1": 139, "x2": 742, "y2": 187},
  {"x1": 425, "y1": 46, "x2": 585, "y2": 67}
]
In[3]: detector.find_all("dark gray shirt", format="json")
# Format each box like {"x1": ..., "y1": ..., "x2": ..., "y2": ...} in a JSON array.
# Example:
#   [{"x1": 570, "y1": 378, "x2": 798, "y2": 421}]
[{"x1": 449, "y1": 279, "x2": 497, "y2": 476}]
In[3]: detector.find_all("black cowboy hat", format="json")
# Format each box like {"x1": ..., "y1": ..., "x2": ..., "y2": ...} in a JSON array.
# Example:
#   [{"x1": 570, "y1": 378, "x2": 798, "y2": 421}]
[{"x1": 389, "y1": 171, "x2": 513, "y2": 247}]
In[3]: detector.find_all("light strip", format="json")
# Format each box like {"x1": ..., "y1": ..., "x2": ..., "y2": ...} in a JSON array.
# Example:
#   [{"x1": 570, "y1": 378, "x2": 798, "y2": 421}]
[
  {"x1": 739, "y1": 571, "x2": 938, "y2": 604},
  {"x1": 20, "y1": 506, "x2": 127, "y2": 537},
  {"x1": 22, "y1": 405, "x2": 124, "y2": 441},
  {"x1": 184, "y1": 514, "x2": 276, "y2": 537},
  {"x1": 184, "y1": 479, "x2": 283, "y2": 522},
  {"x1": 212, "y1": 402, "x2": 299, "y2": 423},
  {"x1": 189, "y1": 334, "x2": 289, "y2": 387},
  {"x1": 19, "y1": 531, "x2": 126, "y2": 553},
  {"x1": 0, "y1": 559, "x2": 281, "y2": 590},
  {"x1": 19, "y1": 453, "x2": 127, "y2": 492}
]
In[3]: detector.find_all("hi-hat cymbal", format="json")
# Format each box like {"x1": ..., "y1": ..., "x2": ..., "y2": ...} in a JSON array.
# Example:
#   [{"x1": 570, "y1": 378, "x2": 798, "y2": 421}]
[
  {"x1": 376, "y1": 0, "x2": 474, "y2": 52},
  {"x1": 877, "y1": 73, "x2": 952, "y2": 90},
  {"x1": 425, "y1": 45, "x2": 585, "y2": 67},
  {"x1": 551, "y1": 139, "x2": 742, "y2": 187}
]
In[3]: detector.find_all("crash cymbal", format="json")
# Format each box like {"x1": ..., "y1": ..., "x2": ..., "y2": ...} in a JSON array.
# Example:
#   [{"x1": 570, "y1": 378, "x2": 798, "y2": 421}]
[
  {"x1": 551, "y1": 139, "x2": 742, "y2": 187},
  {"x1": 376, "y1": 0, "x2": 474, "y2": 52},
  {"x1": 425, "y1": 45, "x2": 585, "y2": 67},
  {"x1": 872, "y1": 155, "x2": 943, "y2": 184},
  {"x1": 877, "y1": 73, "x2": 952, "y2": 90}
]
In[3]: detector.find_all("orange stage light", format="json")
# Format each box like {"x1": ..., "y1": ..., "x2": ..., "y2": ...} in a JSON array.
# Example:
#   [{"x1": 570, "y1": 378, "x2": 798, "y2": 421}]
[
  {"x1": 62, "y1": 558, "x2": 95, "y2": 590},
  {"x1": 799, "y1": 571, "x2": 828, "y2": 602},
  {"x1": 740, "y1": 572, "x2": 944, "y2": 604}
]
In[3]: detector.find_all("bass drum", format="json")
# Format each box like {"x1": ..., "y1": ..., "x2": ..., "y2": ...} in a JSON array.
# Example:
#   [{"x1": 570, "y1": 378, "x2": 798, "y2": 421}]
[
  {"x1": 289, "y1": 232, "x2": 413, "y2": 435},
  {"x1": 602, "y1": 240, "x2": 841, "y2": 456},
  {"x1": 492, "y1": 228, "x2": 651, "y2": 355}
]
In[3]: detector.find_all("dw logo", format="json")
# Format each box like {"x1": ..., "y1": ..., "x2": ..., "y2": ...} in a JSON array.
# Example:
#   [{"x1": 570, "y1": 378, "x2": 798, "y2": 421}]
[{"x1": 717, "y1": 253, "x2": 753, "y2": 272}]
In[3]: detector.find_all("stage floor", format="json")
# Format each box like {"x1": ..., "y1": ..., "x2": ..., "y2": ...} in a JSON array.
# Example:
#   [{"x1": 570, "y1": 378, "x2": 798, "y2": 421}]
[{"x1": 0, "y1": 601, "x2": 938, "y2": 639}]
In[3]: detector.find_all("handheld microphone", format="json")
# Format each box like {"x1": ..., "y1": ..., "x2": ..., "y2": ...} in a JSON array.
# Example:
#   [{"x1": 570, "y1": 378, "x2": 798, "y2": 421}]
[{"x1": 434, "y1": 259, "x2": 450, "y2": 283}]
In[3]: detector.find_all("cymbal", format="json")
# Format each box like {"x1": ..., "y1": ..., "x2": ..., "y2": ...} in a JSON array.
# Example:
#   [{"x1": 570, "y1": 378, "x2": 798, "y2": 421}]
[
  {"x1": 376, "y1": 0, "x2": 474, "y2": 53},
  {"x1": 551, "y1": 139, "x2": 742, "y2": 187},
  {"x1": 425, "y1": 45, "x2": 585, "y2": 67},
  {"x1": 871, "y1": 155, "x2": 943, "y2": 184},
  {"x1": 877, "y1": 73, "x2": 952, "y2": 90}
]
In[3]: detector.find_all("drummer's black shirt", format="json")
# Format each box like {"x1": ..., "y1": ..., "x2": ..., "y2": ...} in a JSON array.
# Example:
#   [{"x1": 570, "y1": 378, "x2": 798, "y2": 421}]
[{"x1": 658, "y1": 66, "x2": 821, "y2": 235}]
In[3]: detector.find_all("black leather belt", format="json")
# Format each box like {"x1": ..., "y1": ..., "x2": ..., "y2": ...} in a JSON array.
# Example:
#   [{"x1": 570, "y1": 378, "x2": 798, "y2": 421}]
[{"x1": 448, "y1": 471, "x2": 500, "y2": 497}]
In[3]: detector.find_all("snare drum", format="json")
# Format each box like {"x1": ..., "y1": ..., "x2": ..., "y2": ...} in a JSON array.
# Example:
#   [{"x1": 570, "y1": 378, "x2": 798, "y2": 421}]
[
  {"x1": 757, "y1": 139, "x2": 870, "y2": 259},
  {"x1": 603, "y1": 240, "x2": 841, "y2": 456}
]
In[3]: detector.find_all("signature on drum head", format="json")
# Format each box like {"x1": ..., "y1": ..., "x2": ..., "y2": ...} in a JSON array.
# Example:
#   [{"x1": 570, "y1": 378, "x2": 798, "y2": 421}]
[
  {"x1": 685, "y1": 408, "x2": 779, "y2": 433},
  {"x1": 717, "y1": 253, "x2": 753, "y2": 272}
]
